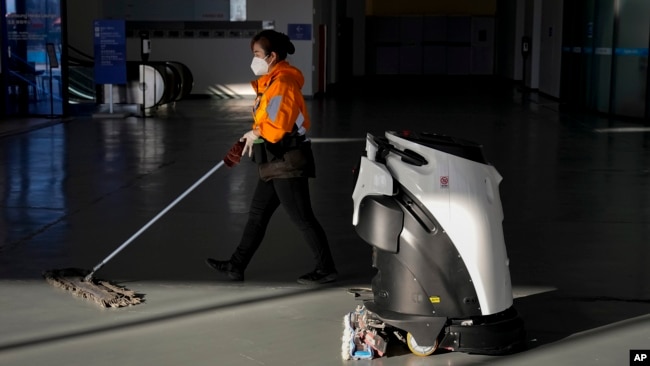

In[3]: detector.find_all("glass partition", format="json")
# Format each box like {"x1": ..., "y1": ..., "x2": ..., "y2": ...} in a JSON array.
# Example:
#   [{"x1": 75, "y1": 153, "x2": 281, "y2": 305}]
[
  {"x1": 561, "y1": 0, "x2": 649, "y2": 118},
  {"x1": 611, "y1": 0, "x2": 649, "y2": 118},
  {"x1": 2, "y1": 0, "x2": 65, "y2": 117},
  {"x1": 586, "y1": 0, "x2": 614, "y2": 114}
]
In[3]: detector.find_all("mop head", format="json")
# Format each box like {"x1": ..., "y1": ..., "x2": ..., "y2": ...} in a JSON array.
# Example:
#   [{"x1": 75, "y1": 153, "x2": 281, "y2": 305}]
[
  {"x1": 342, "y1": 313, "x2": 354, "y2": 360},
  {"x1": 43, "y1": 268, "x2": 144, "y2": 308},
  {"x1": 341, "y1": 311, "x2": 375, "y2": 360}
]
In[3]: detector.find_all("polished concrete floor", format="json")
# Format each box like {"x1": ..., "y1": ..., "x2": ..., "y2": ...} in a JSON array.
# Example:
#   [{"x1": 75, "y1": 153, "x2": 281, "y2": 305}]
[{"x1": 1, "y1": 76, "x2": 650, "y2": 365}]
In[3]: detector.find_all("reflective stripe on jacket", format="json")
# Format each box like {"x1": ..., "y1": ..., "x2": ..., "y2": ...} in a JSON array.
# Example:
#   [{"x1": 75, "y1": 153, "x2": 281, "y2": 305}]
[{"x1": 251, "y1": 60, "x2": 309, "y2": 143}]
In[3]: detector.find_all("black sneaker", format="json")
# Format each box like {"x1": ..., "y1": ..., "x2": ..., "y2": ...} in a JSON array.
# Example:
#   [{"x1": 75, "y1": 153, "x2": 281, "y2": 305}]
[
  {"x1": 205, "y1": 258, "x2": 244, "y2": 281},
  {"x1": 297, "y1": 269, "x2": 338, "y2": 285}
]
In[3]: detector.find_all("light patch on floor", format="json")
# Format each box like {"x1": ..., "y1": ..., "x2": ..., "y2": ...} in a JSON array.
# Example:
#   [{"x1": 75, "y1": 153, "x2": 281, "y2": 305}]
[
  {"x1": 309, "y1": 137, "x2": 366, "y2": 143},
  {"x1": 512, "y1": 285, "x2": 558, "y2": 299},
  {"x1": 594, "y1": 127, "x2": 650, "y2": 133}
]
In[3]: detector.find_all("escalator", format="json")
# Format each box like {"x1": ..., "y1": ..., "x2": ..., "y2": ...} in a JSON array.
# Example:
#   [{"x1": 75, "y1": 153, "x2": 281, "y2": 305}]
[
  {"x1": 67, "y1": 45, "x2": 96, "y2": 104},
  {"x1": 66, "y1": 44, "x2": 194, "y2": 115}
]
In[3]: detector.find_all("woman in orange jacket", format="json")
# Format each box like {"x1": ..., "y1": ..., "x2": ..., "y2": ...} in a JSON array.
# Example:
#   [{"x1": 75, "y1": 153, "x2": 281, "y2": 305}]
[{"x1": 206, "y1": 30, "x2": 337, "y2": 285}]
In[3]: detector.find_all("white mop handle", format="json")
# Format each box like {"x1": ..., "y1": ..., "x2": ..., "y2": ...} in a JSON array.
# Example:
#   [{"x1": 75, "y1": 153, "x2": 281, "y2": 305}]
[{"x1": 87, "y1": 160, "x2": 225, "y2": 278}]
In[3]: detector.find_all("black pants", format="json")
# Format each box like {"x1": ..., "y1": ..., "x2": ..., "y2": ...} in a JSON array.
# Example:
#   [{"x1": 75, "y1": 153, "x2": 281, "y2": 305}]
[{"x1": 230, "y1": 177, "x2": 336, "y2": 273}]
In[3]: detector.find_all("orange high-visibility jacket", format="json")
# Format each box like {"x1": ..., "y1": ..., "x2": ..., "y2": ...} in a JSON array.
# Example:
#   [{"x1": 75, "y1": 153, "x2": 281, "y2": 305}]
[{"x1": 250, "y1": 60, "x2": 310, "y2": 143}]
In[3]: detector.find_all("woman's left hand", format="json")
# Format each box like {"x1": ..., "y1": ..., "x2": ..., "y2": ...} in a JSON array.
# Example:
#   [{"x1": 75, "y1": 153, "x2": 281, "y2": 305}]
[{"x1": 240, "y1": 130, "x2": 259, "y2": 157}]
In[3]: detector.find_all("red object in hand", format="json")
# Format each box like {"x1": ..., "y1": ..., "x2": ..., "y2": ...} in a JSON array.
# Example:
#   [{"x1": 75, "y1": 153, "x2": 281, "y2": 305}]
[{"x1": 223, "y1": 140, "x2": 245, "y2": 167}]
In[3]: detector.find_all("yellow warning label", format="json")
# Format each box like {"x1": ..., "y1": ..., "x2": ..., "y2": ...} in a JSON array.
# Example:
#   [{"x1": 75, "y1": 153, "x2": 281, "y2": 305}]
[{"x1": 429, "y1": 296, "x2": 441, "y2": 304}]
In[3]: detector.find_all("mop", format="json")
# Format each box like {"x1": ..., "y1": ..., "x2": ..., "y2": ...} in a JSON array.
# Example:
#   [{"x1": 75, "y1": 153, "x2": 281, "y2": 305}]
[{"x1": 43, "y1": 141, "x2": 244, "y2": 308}]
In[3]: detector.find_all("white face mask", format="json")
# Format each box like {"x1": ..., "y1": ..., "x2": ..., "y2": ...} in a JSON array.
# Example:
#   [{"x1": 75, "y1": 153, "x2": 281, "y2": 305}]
[{"x1": 250, "y1": 55, "x2": 269, "y2": 76}]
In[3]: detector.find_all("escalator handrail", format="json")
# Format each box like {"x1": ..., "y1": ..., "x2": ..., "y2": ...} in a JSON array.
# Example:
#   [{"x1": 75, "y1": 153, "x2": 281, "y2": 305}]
[{"x1": 68, "y1": 44, "x2": 94, "y2": 61}]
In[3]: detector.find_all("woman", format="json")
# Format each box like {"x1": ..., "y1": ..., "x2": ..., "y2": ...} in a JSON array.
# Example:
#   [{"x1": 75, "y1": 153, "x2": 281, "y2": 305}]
[{"x1": 206, "y1": 30, "x2": 337, "y2": 285}]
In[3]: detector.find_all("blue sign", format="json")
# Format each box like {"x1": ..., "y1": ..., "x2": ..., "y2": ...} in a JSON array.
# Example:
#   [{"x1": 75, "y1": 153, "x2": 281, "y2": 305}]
[
  {"x1": 615, "y1": 48, "x2": 649, "y2": 56},
  {"x1": 287, "y1": 24, "x2": 312, "y2": 41},
  {"x1": 93, "y1": 19, "x2": 127, "y2": 85}
]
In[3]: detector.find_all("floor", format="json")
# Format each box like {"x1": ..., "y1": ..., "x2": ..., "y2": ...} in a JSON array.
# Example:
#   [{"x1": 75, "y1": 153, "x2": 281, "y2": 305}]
[{"x1": 1, "y1": 76, "x2": 649, "y2": 366}]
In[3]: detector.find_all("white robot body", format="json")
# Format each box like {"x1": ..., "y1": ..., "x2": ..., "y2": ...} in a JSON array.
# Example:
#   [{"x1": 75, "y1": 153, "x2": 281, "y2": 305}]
[{"x1": 349, "y1": 131, "x2": 525, "y2": 357}]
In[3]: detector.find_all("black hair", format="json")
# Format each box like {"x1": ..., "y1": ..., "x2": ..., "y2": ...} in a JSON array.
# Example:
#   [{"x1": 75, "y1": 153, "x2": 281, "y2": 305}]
[{"x1": 250, "y1": 30, "x2": 295, "y2": 61}]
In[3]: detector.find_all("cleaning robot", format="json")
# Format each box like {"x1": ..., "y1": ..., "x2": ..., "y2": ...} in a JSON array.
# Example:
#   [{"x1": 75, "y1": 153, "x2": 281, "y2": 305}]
[{"x1": 343, "y1": 131, "x2": 526, "y2": 359}]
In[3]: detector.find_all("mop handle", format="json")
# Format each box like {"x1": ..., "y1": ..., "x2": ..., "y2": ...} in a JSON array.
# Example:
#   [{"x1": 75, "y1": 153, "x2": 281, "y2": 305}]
[{"x1": 84, "y1": 160, "x2": 225, "y2": 282}]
